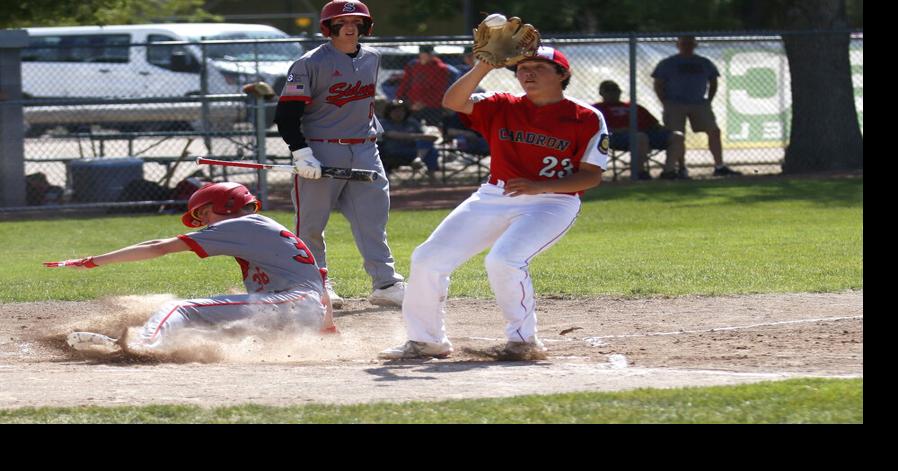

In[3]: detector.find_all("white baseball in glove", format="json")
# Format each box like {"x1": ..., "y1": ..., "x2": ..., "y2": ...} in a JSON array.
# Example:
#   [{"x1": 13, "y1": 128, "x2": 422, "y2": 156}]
[{"x1": 483, "y1": 13, "x2": 507, "y2": 28}]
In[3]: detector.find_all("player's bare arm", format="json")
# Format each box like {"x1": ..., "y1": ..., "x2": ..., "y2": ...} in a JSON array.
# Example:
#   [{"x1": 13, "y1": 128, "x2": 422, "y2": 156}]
[
  {"x1": 443, "y1": 61, "x2": 497, "y2": 114},
  {"x1": 503, "y1": 163, "x2": 604, "y2": 197},
  {"x1": 44, "y1": 237, "x2": 189, "y2": 269},
  {"x1": 91, "y1": 238, "x2": 191, "y2": 266}
]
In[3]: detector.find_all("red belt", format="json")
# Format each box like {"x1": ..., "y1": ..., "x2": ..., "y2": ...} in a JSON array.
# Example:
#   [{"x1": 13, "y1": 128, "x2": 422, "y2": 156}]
[{"x1": 309, "y1": 137, "x2": 377, "y2": 145}]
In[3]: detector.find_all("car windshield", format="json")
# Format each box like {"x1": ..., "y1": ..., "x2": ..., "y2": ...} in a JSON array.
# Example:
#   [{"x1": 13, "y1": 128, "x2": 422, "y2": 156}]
[{"x1": 196, "y1": 32, "x2": 302, "y2": 62}]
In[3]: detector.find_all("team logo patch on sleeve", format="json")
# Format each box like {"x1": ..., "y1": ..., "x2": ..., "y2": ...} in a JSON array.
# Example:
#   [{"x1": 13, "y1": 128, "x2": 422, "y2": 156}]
[
  {"x1": 287, "y1": 73, "x2": 295, "y2": 82},
  {"x1": 599, "y1": 133, "x2": 610, "y2": 154}
]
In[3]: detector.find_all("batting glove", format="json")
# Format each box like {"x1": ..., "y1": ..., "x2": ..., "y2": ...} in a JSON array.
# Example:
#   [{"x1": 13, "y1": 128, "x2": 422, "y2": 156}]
[
  {"x1": 43, "y1": 256, "x2": 98, "y2": 269},
  {"x1": 292, "y1": 147, "x2": 322, "y2": 179}
]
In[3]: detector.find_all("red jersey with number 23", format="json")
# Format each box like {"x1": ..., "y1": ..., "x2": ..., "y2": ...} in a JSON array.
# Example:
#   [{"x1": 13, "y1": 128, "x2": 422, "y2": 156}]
[{"x1": 460, "y1": 92, "x2": 609, "y2": 196}]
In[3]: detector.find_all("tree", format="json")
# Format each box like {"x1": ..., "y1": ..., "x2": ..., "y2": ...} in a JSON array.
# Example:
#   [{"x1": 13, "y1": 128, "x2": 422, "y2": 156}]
[
  {"x1": 781, "y1": 2, "x2": 863, "y2": 173},
  {"x1": 0, "y1": 0, "x2": 219, "y2": 28},
  {"x1": 390, "y1": 0, "x2": 861, "y2": 34},
  {"x1": 736, "y1": 0, "x2": 862, "y2": 173},
  {"x1": 390, "y1": 0, "x2": 745, "y2": 34}
]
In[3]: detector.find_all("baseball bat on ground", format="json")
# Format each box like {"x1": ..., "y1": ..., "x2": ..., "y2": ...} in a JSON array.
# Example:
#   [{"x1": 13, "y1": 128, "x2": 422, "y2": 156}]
[{"x1": 195, "y1": 157, "x2": 379, "y2": 182}]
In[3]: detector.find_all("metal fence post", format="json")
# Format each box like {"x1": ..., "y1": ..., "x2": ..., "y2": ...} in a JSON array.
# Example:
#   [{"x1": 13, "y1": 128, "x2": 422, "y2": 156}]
[
  {"x1": 255, "y1": 94, "x2": 269, "y2": 208},
  {"x1": 200, "y1": 38, "x2": 212, "y2": 155},
  {"x1": 628, "y1": 33, "x2": 640, "y2": 181},
  {"x1": 0, "y1": 30, "x2": 28, "y2": 207}
]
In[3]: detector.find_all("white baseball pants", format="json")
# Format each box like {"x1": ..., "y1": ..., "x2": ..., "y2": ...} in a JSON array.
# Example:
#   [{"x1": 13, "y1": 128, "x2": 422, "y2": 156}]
[
  {"x1": 137, "y1": 289, "x2": 325, "y2": 350},
  {"x1": 402, "y1": 183, "x2": 581, "y2": 346}
]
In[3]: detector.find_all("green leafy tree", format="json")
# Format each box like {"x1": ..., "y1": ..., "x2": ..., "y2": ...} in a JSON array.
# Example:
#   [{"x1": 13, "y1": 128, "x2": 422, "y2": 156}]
[
  {"x1": 390, "y1": 0, "x2": 744, "y2": 33},
  {"x1": 389, "y1": 0, "x2": 860, "y2": 33},
  {"x1": 0, "y1": 0, "x2": 219, "y2": 28}
]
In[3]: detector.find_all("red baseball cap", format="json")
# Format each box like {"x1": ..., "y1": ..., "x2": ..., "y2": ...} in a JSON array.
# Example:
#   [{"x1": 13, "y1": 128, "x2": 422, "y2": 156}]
[{"x1": 520, "y1": 46, "x2": 570, "y2": 71}]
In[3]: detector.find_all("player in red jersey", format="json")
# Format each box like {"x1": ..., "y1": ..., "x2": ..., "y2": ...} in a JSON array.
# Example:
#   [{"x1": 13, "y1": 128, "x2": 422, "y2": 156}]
[{"x1": 379, "y1": 47, "x2": 609, "y2": 360}]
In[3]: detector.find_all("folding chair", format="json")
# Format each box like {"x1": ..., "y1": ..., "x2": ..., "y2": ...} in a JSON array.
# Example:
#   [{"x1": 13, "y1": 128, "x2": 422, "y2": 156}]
[
  {"x1": 382, "y1": 152, "x2": 430, "y2": 185},
  {"x1": 438, "y1": 144, "x2": 490, "y2": 184},
  {"x1": 606, "y1": 148, "x2": 666, "y2": 181}
]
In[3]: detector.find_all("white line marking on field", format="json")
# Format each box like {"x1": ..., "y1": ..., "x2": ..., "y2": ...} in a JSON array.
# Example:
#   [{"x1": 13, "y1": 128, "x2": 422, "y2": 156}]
[
  {"x1": 629, "y1": 368, "x2": 862, "y2": 380},
  {"x1": 460, "y1": 315, "x2": 863, "y2": 345},
  {"x1": 592, "y1": 315, "x2": 863, "y2": 340}
]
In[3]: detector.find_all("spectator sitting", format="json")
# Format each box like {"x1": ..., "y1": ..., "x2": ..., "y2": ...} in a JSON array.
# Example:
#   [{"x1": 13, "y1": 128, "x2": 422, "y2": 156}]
[
  {"x1": 397, "y1": 45, "x2": 453, "y2": 126},
  {"x1": 442, "y1": 111, "x2": 490, "y2": 156},
  {"x1": 652, "y1": 35, "x2": 741, "y2": 177},
  {"x1": 378, "y1": 99, "x2": 440, "y2": 179},
  {"x1": 450, "y1": 47, "x2": 476, "y2": 82},
  {"x1": 380, "y1": 72, "x2": 403, "y2": 100},
  {"x1": 592, "y1": 80, "x2": 687, "y2": 180}
]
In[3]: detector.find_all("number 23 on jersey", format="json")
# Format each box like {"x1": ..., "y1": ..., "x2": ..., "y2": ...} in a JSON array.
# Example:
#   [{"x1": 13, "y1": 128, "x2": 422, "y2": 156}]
[{"x1": 539, "y1": 156, "x2": 575, "y2": 179}]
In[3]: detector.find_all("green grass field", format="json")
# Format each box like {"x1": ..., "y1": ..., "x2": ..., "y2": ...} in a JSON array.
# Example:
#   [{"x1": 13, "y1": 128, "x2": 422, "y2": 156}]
[
  {"x1": 0, "y1": 378, "x2": 862, "y2": 424},
  {"x1": 1, "y1": 176, "x2": 863, "y2": 302},
  {"x1": 0, "y1": 176, "x2": 863, "y2": 423}
]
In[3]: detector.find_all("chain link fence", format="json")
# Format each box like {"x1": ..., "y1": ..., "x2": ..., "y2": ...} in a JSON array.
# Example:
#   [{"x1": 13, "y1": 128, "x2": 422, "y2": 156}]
[{"x1": 2, "y1": 30, "x2": 863, "y2": 213}]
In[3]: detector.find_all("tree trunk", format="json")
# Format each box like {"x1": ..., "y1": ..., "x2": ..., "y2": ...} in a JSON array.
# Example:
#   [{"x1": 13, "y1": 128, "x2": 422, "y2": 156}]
[{"x1": 782, "y1": 0, "x2": 863, "y2": 173}]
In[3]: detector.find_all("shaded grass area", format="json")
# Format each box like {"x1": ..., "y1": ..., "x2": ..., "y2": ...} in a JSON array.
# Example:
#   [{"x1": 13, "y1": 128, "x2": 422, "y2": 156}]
[{"x1": 0, "y1": 378, "x2": 862, "y2": 424}]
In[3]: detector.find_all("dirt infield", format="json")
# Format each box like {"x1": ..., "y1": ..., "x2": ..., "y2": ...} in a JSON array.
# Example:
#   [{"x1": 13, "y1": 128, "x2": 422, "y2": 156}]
[{"x1": 0, "y1": 291, "x2": 862, "y2": 409}]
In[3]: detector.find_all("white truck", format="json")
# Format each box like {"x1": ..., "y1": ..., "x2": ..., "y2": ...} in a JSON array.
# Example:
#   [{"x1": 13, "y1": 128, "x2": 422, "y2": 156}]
[{"x1": 21, "y1": 23, "x2": 303, "y2": 135}]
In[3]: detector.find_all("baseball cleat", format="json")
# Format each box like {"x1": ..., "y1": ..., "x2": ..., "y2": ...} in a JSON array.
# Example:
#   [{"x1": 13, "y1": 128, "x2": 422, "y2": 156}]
[
  {"x1": 368, "y1": 281, "x2": 406, "y2": 307},
  {"x1": 66, "y1": 332, "x2": 121, "y2": 354},
  {"x1": 378, "y1": 340, "x2": 453, "y2": 360}
]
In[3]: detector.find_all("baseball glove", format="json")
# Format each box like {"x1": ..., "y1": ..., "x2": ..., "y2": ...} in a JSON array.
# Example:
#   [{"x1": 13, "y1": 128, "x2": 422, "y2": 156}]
[
  {"x1": 472, "y1": 16, "x2": 540, "y2": 68},
  {"x1": 242, "y1": 81, "x2": 276, "y2": 100}
]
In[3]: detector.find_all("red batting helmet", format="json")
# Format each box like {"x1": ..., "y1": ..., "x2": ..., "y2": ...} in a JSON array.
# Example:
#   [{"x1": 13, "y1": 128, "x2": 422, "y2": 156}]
[
  {"x1": 320, "y1": 1, "x2": 374, "y2": 37},
  {"x1": 181, "y1": 182, "x2": 261, "y2": 228}
]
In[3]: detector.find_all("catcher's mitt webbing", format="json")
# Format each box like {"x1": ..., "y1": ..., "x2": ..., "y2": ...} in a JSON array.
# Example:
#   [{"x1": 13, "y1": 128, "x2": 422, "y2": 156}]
[{"x1": 472, "y1": 15, "x2": 540, "y2": 67}]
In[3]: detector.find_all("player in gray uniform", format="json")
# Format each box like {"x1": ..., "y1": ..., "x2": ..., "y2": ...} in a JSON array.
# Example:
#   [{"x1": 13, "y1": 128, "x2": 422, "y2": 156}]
[
  {"x1": 46, "y1": 183, "x2": 337, "y2": 354},
  {"x1": 274, "y1": 0, "x2": 405, "y2": 309}
]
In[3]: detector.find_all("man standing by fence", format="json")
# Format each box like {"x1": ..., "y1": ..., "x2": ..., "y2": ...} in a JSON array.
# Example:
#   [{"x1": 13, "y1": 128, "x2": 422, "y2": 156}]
[{"x1": 652, "y1": 35, "x2": 741, "y2": 177}]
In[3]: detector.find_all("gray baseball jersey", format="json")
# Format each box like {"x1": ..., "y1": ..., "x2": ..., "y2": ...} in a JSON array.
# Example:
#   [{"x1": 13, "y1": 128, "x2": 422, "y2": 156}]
[
  {"x1": 280, "y1": 41, "x2": 403, "y2": 290},
  {"x1": 280, "y1": 42, "x2": 381, "y2": 139},
  {"x1": 178, "y1": 214, "x2": 323, "y2": 295}
]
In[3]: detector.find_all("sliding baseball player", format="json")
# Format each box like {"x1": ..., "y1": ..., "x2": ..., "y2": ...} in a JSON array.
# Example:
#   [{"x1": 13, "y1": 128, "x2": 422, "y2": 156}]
[{"x1": 45, "y1": 182, "x2": 337, "y2": 354}]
